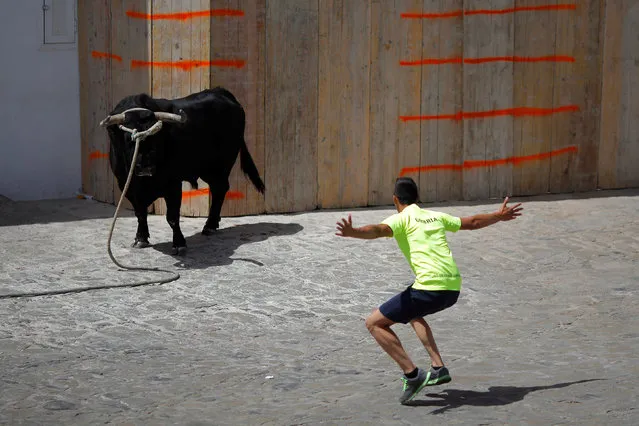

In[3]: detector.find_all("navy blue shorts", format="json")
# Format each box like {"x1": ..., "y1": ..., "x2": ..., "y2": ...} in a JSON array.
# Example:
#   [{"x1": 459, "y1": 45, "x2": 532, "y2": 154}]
[{"x1": 379, "y1": 285, "x2": 460, "y2": 324}]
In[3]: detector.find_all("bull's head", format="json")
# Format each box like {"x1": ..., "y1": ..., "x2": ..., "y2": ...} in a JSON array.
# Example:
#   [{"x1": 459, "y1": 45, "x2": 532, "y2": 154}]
[{"x1": 100, "y1": 108, "x2": 186, "y2": 177}]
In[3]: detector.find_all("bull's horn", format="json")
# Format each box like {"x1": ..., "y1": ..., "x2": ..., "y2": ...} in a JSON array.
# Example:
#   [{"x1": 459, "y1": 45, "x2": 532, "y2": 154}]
[
  {"x1": 154, "y1": 110, "x2": 187, "y2": 123},
  {"x1": 99, "y1": 114, "x2": 124, "y2": 127},
  {"x1": 99, "y1": 108, "x2": 150, "y2": 127}
]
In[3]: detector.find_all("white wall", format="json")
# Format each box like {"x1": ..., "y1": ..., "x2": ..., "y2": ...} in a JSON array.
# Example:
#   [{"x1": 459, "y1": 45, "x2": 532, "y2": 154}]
[{"x1": 0, "y1": 1, "x2": 81, "y2": 201}]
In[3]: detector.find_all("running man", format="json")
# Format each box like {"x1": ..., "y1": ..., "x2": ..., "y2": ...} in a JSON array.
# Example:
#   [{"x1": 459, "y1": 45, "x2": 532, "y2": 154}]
[{"x1": 335, "y1": 177, "x2": 523, "y2": 404}]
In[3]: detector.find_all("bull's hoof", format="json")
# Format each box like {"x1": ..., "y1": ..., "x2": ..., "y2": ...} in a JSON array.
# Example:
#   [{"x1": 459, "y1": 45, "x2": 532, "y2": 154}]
[
  {"x1": 172, "y1": 245, "x2": 187, "y2": 256},
  {"x1": 132, "y1": 238, "x2": 150, "y2": 248},
  {"x1": 201, "y1": 226, "x2": 218, "y2": 236}
]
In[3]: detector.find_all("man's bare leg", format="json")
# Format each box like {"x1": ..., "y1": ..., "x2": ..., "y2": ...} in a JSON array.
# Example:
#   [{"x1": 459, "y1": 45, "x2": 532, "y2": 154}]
[
  {"x1": 365, "y1": 309, "x2": 416, "y2": 373},
  {"x1": 410, "y1": 317, "x2": 444, "y2": 367}
]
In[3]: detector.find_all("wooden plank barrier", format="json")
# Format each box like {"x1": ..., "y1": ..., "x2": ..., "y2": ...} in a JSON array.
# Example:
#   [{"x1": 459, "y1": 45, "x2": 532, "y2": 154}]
[
  {"x1": 265, "y1": 0, "x2": 318, "y2": 213},
  {"x1": 369, "y1": 0, "x2": 422, "y2": 206},
  {"x1": 212, "y1": 0, "x2": 266, "y2": 218},
  {"x1": 599, "y1": 0, "x2": 639, "y2": 189},
  {"x1": 318, "y1": 0, "x2": 372, "y2": 209},
  {"x1": 78, "y1": 0, "x2": 638, "y2": 217},
  {"x1": 419, "y1": 0, "x2": 464, "y2": 203}
]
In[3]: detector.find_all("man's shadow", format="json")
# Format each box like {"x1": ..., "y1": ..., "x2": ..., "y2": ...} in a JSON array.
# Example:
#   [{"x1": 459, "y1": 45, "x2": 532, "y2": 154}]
[
  {"x1": 151, "y1": 222, "x2": 304, "y2": 269},
  {"x1": 408, "y1": 379, "x2": 602, "y2": 414}
]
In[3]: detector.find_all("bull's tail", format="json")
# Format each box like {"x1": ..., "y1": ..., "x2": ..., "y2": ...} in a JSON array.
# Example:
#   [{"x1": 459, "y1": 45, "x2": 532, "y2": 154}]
[{"x1": 240, "y1": 138, "x2": 265, "y2": 193}]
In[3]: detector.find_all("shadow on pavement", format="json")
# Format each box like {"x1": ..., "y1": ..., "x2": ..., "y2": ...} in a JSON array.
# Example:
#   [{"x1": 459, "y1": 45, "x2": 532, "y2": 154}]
[
  {"x1": 150, "y1": 222, "x2": 304, "y2": 269},
  {"x1": 0, "y1": 198, "x2": 133, "y2": 226},
  {"x1": 409, "y1": 379, "x2": 603, "y2": 414}
]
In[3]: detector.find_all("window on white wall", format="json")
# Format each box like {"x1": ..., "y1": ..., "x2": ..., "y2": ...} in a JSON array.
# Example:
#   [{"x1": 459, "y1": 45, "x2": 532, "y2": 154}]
[{"x1": 43, "y1": 0, "x2": 76, "y2": 44}]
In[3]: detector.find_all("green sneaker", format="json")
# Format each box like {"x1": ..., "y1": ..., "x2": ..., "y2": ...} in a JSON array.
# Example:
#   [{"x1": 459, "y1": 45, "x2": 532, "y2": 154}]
[
  {"x1": 424, "y1": 366, "x2": 452, "y2": 386},
  {"x1": 399, "y1": 368, "x2": 428, "y2": 405}
]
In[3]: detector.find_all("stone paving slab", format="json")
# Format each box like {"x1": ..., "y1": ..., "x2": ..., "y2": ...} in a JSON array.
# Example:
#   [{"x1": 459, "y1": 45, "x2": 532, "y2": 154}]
[{"x1": 0, "y1": 190, "x2": 638, "y2": 425}]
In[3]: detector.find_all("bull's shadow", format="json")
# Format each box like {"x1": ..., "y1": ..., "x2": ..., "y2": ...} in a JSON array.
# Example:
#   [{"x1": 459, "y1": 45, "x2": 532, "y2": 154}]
[
  {"x1": 408, "y1": 379, "x2": 602, "y2": 414},
  {"x1": 150, "y1": 222, "x2": 303, "y2": 269}
]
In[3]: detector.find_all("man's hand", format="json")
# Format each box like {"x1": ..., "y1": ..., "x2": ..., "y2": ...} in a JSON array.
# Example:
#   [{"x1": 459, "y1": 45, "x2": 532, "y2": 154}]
[
  {"x1": 336, "y1": 214, "x2": 393, "y2": 239},
  {"x1": 336, "y1": 214, "x2": 355, "y2": 237},
  {"x1": 460, "y1": 197, "x2": 523, "y2": 230},
  {"x1": 496, "y1": 196, "x2": 523, "y2": 221}
]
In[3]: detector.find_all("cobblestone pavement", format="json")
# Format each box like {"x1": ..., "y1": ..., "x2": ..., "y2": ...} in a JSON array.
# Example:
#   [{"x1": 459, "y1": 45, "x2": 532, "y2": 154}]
[{"x1": 1, "y1": 189, "x2": 638, "y2": 425}]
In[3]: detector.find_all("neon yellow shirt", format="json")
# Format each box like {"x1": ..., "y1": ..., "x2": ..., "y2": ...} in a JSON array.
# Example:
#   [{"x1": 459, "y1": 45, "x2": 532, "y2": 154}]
[{"x1": 382, "y1": 204, "x2": 462, "y2": 291}]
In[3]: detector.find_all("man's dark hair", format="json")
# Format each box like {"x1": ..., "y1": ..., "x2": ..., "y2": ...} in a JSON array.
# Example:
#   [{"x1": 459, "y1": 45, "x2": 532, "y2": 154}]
[{"x1": 394, "y1": 177, "x2": 419, "y2": 205}]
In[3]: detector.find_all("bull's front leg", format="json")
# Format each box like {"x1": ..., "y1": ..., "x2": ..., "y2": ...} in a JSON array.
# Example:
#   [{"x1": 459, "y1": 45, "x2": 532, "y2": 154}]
[
  {"x1": 133, "y1": 202, "x2": 151, "y2": 248},
  {"x1": 164, "y1": 185, "x2": 187, "y2": 255}
]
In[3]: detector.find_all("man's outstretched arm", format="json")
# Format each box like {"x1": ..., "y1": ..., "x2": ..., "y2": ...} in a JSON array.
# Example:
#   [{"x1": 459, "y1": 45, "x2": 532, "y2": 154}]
[
  {"x1": 460, "y1": 197, "x2": 523, "y2": 230},
  {"x1": 335, "y1": 214, "x2": 393, "y2": 239}
]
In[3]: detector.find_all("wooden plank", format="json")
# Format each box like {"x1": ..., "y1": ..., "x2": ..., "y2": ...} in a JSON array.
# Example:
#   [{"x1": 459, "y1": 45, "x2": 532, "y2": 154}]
[
  {"x1": 152, "y1": 0, "x2": 174, "y2": 216},
  {"x1": 264, "y1": 0, "x2": 318, "y2": 213},
  {"x1": 512, "y1": 0, "x2": 557, "y2": 196},
  {"x1": 212, "y1": 0, "x2": 240, "y2": 218},
  {"x1": 78, "y1": 0, "x2": 90, "y2": 197},
  {"x1": 549, "y1": 3, "x2": 577, "y2": 193},
  {"x1": 97, "y1": 1, "x2": 115, "y2": 205},
  {"x1": 98, "y1": 1, "x2": 115, "y2": 206},
  {"x1": 462, "y1": 0, "x2": 489, "y2": 201},
  {"x1": 185, "y1": 0, "x2": 212, "y2": 216},
  {"x1": 368, "y1": 0, "x2": 422, "y2": 206},
  {"x1": 317, "y1": 1, "x2": 339, "y2": 209},
  {"x1": 616, "y1": 0, "x2": 639, "y2": 187},
  {"x1": 110, "y1": 0, "x2": 125, "y2": 209},
  {"x1": 111, "y1": 0, "x2": 151, "y2": 212},
  {"x1": 418, "y1": 0, "x2": 438, "y2": 202},
  {"x1": 163, "y1": 0, "x2": 194, "y2": 216},
  {"x1": 318, "y1": 0, "x2": 371, "y2": 209},
  {"x1": 83, "y1": 0, "x2": 112, "y2": 203},
  {"x1": 264, "y1": 0, "x2": 288, "y2": 213},
  {"x1": 144, "y1": 0, "x2": 156, "y2": 214},
  {"x1": 433, "y1": 0, "x2": 463, "y2": 202},
  {"x1": 215, "y1": 0, "x2": 267, "y2": 218},
  {"x1": 175, "y1": 0, "x2": 209, "y2": 218},
  {"x1": 598, "y1": 0, "x2": 623, "y2": 189},
  {"x1": 550, "y1": 0, "x2": 600, "y2": 194},
  {"x1": 175, "y1": 0, "x2": 196, "y2": 217},
  {"x1": 151, "y1": 0, "x2": 172, "y2": 102},
  {"x1": 239, "y1": 0, "x2": 266, "y2": 216},
  {"x1": 485, "y1": 3, "x2": 514, "y2": 200},
  {"x1": 463, "y1": 0, "x2": 514, "y2": 200},
  {"x1": 417, "y1": 0, "x2": 464, "y2": 203}
]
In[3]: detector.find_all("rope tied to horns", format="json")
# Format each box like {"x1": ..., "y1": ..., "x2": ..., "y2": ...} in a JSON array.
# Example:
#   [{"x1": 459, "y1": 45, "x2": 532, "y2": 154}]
[{"x1": 105, "y1": 119, "x2": 181, "y2": 290}]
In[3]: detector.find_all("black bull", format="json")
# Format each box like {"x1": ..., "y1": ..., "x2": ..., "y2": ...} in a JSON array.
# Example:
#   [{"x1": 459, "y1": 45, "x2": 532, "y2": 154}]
[{"x1": 100, "y1": 87, "x2": 265, "y2": 254}]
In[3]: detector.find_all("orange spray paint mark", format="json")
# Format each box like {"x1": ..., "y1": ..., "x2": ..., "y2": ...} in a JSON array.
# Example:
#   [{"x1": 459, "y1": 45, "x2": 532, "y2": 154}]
[
  {"x1": 181, "y1": 188, "x2": 210, "y2": 199},
  {"x1": 399, "y1": 146, "x2": 578, "y2": 177},
  {"x1": 400, "y1": 55, "x2": 575, "y2": 66},
  {"x1": 400, "y1": 105, "x2": 580, "y2": 122},
  {"x1": 466, "y1": 4, "x2": 577, "y2": 16},
  {"x1": 401, "y1": 3, "x2": 576, "y2": 19},
  {"x1": 91, "y1": 51, "x2": 122, "y2": 62},
  {"x1": 126, "y1": 9, "x2": 244, "y2": 21},
  {"x1": 224, "y1": 191, "x2": 245, "y2": 200},
  {"x1": 89, "y1": 150, "x2": 109, "y2": 161},
  {"x1": 401, "y1": 10, "x2": 463, "y2": 19},
  {"x1": 131, "y1": 59, "x2": 245, "y2": 71},
  {"x1": 182, "y1": 188, "x2": 245, "y2": 201}
]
